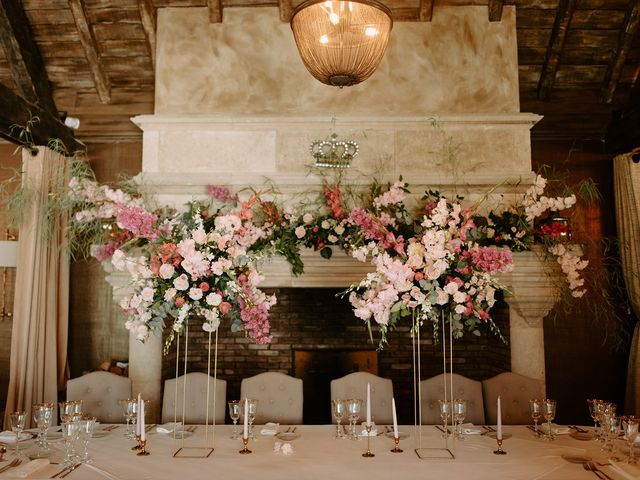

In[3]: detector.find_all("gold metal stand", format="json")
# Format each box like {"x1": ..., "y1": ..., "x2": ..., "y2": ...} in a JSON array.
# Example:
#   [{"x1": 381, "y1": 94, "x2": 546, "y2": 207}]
[
  {"x1": 137, "y1": 439, "x2": 150, "y2": 456},
  {"x1": 362, "y1": 425, "x2": 375, "y2": 457},
  {"x1": 239, "y1": 437, "x2": 252, "y2": 455},
  {"x1": 132, "y1": 434, "x2": 141, "y2": 450},
  {"x1": 391, "y1": 436, "x2": 403, "y2": 453},
  {"x1": 493, "y1": 438, "x2": 507, "y2": 455}
]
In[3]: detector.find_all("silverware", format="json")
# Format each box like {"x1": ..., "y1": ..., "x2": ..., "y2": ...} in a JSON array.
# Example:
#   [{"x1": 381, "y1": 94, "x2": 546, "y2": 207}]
[
  {"x1": 291, "y1": 427, "x2": 297, "y2": 433},
  {"x1": 145, "y1": 424, "x2": 156, "y2": 432},
  {"x1": 435, "y1": 425, "x2": 451, "y2": 434},
  {"x1": 60, "y1": 463, "x2": 81, "y2": 478},
  {"x1": 585, "y1": 462, "x2": 614, "y2": 480},
  {"x1": 0, "y1": 458, "x2": 21, "y2": 474},
  {"x1": 583, "y1": 462, "x2": 605, "y2": 479},
  {"x1": 52, "y1": 465, "x2": 73, "y2": 478}
]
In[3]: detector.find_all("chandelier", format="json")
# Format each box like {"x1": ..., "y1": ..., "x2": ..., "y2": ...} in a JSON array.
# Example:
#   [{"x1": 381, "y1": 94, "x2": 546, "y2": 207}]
[{"x1": 290, "y1": 0, "x2": 393, "y2": 87}]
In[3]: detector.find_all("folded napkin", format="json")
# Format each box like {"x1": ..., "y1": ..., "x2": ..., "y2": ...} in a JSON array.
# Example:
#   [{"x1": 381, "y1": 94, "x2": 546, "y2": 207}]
[
  {"x1": 460, "y1": 423, "x2": 482, "y2": 435},
  {"x1": 539, "y1": 423, "x2": 571, "y2": 435},
  {"x1": 156, "y1": 422, "x2": 182, "y2": 434},
  {"x1": 0, "y1": 431, "x2": 31, "y2": 443},
  {"x1": 274, "y1": 442, "x2": 294, "y2": 456},
  {"x1": 609, "y1": 460, "x2": 640, "y2": 480},
  {"x1": 6, "y1": 459, "x2": 49, "y2": 478},
  {"x1": 359, "y1": 423, "x2": 378, "y2": 437},
  {"x1": 260, "y1": 422, "x2": 279, "y2": 436}
]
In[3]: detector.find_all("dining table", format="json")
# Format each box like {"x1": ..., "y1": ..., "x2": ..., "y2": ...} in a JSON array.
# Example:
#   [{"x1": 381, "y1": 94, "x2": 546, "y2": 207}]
[{"x1": 1, "y1": 424, "x2": 637, "y2": 480}]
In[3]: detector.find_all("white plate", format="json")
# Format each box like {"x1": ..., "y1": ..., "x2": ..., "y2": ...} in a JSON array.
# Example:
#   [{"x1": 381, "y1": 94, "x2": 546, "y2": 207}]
[
  {"x1": 570, "y1": 430, "x2": 595, "y2": 441},
  {"x1": 561, "y1": 454, "x2": 592, "y2": 464}
]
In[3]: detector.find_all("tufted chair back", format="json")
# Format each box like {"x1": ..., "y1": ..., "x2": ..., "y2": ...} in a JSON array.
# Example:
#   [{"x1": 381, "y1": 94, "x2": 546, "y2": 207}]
[
  {"x1": 482, "y1": 372, "x2": 544, "y2": 425},
  {"x1": 240, "y1": 372, "x2": 303, "y2": 424},
  {"x1": 67, "y1": 371, "x2": 132, "y2": 423},
  {"x1": 330, "y1": 372, "x2": 394, "y2": 425},
  {"x1": 162, "y1": 373, "x2": 226, "y2": 424},
  {"x1": 419, "y1": 373, "x2": 485, "y2": 425}
]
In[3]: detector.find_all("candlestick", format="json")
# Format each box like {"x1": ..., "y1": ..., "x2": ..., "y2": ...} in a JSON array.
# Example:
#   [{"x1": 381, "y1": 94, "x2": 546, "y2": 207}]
[
  {"x1": 366, "y1": 383, "x2": 371, "y2": 427},
  {"x1": 137, "y1": 438, "x2": 150, "y2": 456},
  {"x1": 132, "y1": 433, "x2": 141, "y2": 450},
  {"x1": 497, "y1": 396, "x2": 502, "y2": 441},
  {"x1": 239, "y1": 436, "x2": 252, "y2": 454},
  {"x1": 243, "y1": 398, "x2": 248, "y2": 440},
  {"x1": 391, "y1": 436, "x2": 403, "y2": 453},
  {"x1": 493, "y1": 438, "x2": 507, "y2": 455},
  {"x1": 391, "y1": 397, "x2": 398, "y2": 439},
  {"x1": 362, "y1": 424, "x2": 375, "y2": 458},
  {"x1": 140, "y1": 399, "x2": 146, "y2": 442}
]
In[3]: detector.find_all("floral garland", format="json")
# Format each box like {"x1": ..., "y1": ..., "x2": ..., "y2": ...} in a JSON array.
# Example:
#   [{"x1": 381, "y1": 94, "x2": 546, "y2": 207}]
[{"x1": 68, "y1": 172, "x2": 587, "y2": 350}]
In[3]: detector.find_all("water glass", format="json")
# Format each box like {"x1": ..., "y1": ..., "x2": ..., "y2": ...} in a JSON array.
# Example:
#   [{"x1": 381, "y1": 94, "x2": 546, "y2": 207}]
[
  {"x1": 76, "y1": 416, "x2": 96, "y2": 463},
  {"x1": 345, "y1": 399, "x2": 362, "y2": 440},
  {"x1": 530, "y1": 399, "x2": 542, "y2": 437},
  {"x1": 622, "y1": 416, "x2": 639, "y2": 464},
  {"x1": 32, "y1": 403, "x2": 55, "y2": 454},
  {"x1": 603, "y1": 414, "x2": 621, "y2": 454},
  {"x1": 119, "y1": 398, "x2": 138, "y2": 439},
  {"x1": 587, "y1": 399, "x2": 601, "y2": 435},
  {"x1": 438, "y1": 400, "x2": 451, "y2": 438},
  {"x1": 332, "y1": 399, "x2": 347, "y2": 439},
  {"x1": 59, "y1": 400, "x2": 79, "y2": 423},
  {"x1": 542, "y1": 399, "x2": 556, "y2": 441},
  {"x1": 61, "y1": 419, "x2": 80, "y2": 466},
  {"x1": 228, "y1": 401, "x2": 241, "y2": 439},
  {"x1": 9, "y1": 411, "x2": 26, "y2": 455},
  {"x1": 452, "y1": 399, "x2": 467, "y2": 440}
]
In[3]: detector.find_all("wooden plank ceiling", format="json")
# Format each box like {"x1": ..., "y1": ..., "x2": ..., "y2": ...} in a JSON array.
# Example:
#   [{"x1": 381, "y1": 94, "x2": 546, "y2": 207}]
[{"x1": 0, "y1": 0, "x2": 638, "y2": 143}]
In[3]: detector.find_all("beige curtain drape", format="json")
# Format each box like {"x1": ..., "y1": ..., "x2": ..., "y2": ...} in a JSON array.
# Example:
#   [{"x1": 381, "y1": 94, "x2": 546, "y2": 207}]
[
  {"x1": 614, "y1": 153, "x2": 640, "y2": 415},
  {"x1": 3, "y1": 148, "x2": 69, "y2": 428}
]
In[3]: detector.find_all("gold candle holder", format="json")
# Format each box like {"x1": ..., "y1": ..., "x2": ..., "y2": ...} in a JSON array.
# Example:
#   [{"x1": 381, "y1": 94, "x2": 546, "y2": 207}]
[
  {"x1": 132, "y1": 434, "x2": 141, "y2": 450},
  {"x1": 137, "y1": 439, "x2": 150, "y2": 456},
  {"x1": 493, "y1": 438, "x2": 506, "y2": 455},
  {"x1": 362, "y1": 424, "x2": 375, "y2": 458},
  {"x1": 239, "y1": 436, "x2": 252, "y2": 454},
  {"x1": 391, "y1": 436, "x2": 403, "y2": 453}
]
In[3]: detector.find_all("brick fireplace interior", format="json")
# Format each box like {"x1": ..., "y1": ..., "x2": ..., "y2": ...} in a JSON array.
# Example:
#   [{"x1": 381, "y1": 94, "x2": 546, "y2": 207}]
[{"x1": 163, "y1": 288, "x2": 511, "y2": 424}]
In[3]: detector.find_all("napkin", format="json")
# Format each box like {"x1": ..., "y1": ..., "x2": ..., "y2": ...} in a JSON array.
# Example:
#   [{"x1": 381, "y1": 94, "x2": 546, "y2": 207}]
[
  {"x1": 460, "y1": 423, "x2": 482, "y2": 435},
  {"x1": 260, "y1": 422, "x2": 279, "y2": 436},
  {"x1": 609, "y1": 460, "x2": 640, "y2": 480},
  {"x1": 6, "y1": 458, "x2": 49, "y2": 478},
  {"x1": 274, "y1": 442, "x2": 294, "y2": 456},
  {"x1": 156, "y1": 422, "x2": 182, "y2": 434},
  {"x1": 539, "y1": 423, "x2": 571, "y2": 435},
  {"x1": 0, "y1": 431, "x2": 31, "y2": 443}
]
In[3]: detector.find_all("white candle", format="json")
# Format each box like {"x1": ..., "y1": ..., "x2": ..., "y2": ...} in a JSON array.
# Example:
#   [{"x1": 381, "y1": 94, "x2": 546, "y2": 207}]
[
  {"x1": 243, "y1": 398, "x2": 249, "y2": 439},
  {"x1": 497, "y1": 396, "x2": 502, "y2": 441},
  {"x1": 392, "y1": 397, "x2": 399, "y2": 438},
  {"x1": 366, "y1": 383, "x2": 371, "y2": 427},
  {"x1": 135, "y1": 393, "x2": 141, "y2": 437},
  {"x1": 140, "y1": 399, "x2": 146, "y2": 442}
]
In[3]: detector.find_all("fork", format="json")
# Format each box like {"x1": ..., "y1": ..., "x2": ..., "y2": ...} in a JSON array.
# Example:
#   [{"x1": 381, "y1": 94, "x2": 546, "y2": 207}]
[
  {"x1": 0, "y1": 458, "x2": 21, "y2": 474},
  {"x1": 583, "y1": 461, "x2": 612, "y2": 480}
]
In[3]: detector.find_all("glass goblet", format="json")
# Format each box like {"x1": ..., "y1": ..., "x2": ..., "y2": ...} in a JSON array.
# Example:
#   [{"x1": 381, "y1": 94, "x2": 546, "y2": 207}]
[
  {"x1": 438, "y1": 400, "x2": 451, "y2": 438},
  {"x1": 119, "y1": 398, "x2": 138, "y2": 439},
  {"x1": 32, "y1": 403, "x2": 55, "y2": 455},
  {"x1": 587, "y1": 399, "x2": 601, "y2": 435},
  {"x1": 603, "y1": 415, "x2": 621, "y2": 455},
  {"x1": 228, "y1": 401, "x2": 241, "y2": 439},
  {"x1": 542, "y1": 399, "x2": 556, "y2": 441},
  {"x1": 61, "y1": 418, "x2": 80, "y2": 467},
  {"x1": 346, "y1": 399, "x2": 362, "y2": 440},
  {"x1": 332, "y1": 399, "x2": 347, "y2": 439},
  {"x1": 452, "y1": 399, "x2": 467, "y2": 440},
  {"x1": 59, "y1": 400, "x2": 77, "y2": 424},
  {"x1": 623, "y1": 416, "x2": 639, "y2": 464},
  {"x1": 529, "y1": 399, "x2": 542, "y2": 437},
  {"x1": 76, "y1": 416, "x2": 96, "y2": 463},
  {"x1": 9, "y1": 411, "x2": 26, "y2": 455},
  {"x1": 247, "y1": 399, "x2": 258, "y2": 439}
]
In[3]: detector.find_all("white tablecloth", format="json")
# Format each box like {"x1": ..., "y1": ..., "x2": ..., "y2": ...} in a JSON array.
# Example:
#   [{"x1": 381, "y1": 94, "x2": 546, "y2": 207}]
[{"x1": 3, "y1": 425, "x2": 633, "y2": 480}]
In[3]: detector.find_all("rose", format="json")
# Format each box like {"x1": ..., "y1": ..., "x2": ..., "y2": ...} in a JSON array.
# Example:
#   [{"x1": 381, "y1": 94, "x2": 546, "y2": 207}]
[
  {"x1": 199, "y1": 282, "x2": 210, "y2": 293},
  {"x1": 175, "y1": 296, "x2": 185, "y2": 307},
  {"x1": 173, "y1": 274, "x2": 189, "y2": 291},
  {"x1": 189, "y1": 288, "x2": 203, "y2": 301},
  {"x1": 159, "y1": 263, "x2": 175, "y2": 279},
  {"x1": 303, "y1": 213, "x2": 313, "y2": 223},
  {"x1": 295, "y1": 226, "x2": 306, "y2": 239},
  {"x1": 141, "y1": 287, "x2": 154, "y2": 302},
  {"x1": 219, "y1": 302, "x2": 232, "y2": 315},
  {"x1": 206, "y1": 292, "x2": 222, "y2": 306}
]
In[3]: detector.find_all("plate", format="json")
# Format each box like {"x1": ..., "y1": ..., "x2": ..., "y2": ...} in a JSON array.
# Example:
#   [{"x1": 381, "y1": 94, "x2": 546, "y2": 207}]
[
  {"x1": 384, "y1": 431, "x2": 409, "y2": 440},
  {"x1": 570, "y1": 431, "x2": 595, "y2": 441},
  {"x1": 561, "y1": 454, "x2": 592, "y2": 464},
  {"x1": 487, "y1": 432, "x2": 512, "y2": 440},
  {"x1": 275, "y1": 432, "x2": 300, "y2": 441}
]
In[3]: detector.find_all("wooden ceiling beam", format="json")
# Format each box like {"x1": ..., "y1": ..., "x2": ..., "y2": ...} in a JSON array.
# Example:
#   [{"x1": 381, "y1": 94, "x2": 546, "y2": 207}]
[
  {"x1": 601, "y1": 0, "x2": 640, "y2": 104},
  {"x1": 488, "y1": 0, "x2": 504, "y2": 22},
  {"x1": 278, "y1": 0, "x2": 293, "y2": 23},
  {"x1": 208, "y1": 0, "x2": 222, "y2": 22},
  {"x1": 0, "y1": 0, "x2": 58, "y2": 115},
  {"x1": 537, "y1": 0, "x2": 577, "y2": 101},
  {"x1": 68, "y1": 0, "x2": 111, "y2": 104},
  {"x1": 0, "y1": 81, "x2": 80, "y2": 154},
  {"x1": 419, "y1": 0, "x2": 434, "y2": 21},
  {"x1": 137, "y1": 0, "x2": 157, "y2": 68}
]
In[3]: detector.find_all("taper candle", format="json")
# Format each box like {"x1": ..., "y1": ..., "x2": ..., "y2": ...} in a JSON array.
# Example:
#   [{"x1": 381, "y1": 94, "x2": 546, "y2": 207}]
[
  {"x1": 392, "y1": 397, "x2": 399, "y2": 438},
  {"x1": 135, "y1": 393, "x2": 141, "y2": 437},
  {"x1": 243, "y1": 398, "x2": 249, "y2": 439},
  {"x1": 497, "y1": 396, "x2": 502, "y2": 441},
  {"x1": 366, "y1": 383, "x2": 371, "y2": 427},
  {"x1": 140, "y1": 398, "x2": 146, "y2": 442}
]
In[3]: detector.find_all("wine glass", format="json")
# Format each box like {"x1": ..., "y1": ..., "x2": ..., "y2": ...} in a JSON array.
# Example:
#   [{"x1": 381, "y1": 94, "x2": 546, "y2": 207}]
[
  {"x1": 246, "y1": 399, "x2": 258, "y2": 439},
  {"x1": 76, "y1": 416, "x2": 96, "y2": 463},
  {"x1": 228, "y1": 401, "x2": 241, "y2": 439},
  {"x1": 119, "y1": 399, "x2": 138, "y2": 439},
  {"x1": 529, "y1": 399, "x2": 542, "y2": 437},
  {"x1": 9, "y1": 411, "x2": 26, "y2": 455},
  {"x1": 542, "y1": 399, "x2": 556, "y2": 441},
  {"x1": 346, "y1": 399, "x2": 362, "y2": 440},
  {"x1": 623, "y1": 416, "x2": 639, "y2": 464},
  {"x1": 438, "y1": 400, "x2": 451, "y2": 438},
  {"x1": 32, "y1": 403, "x2": 55, "y2": 455},
  {"x1": 587, "y1": 399, "x2": 601, "y2": 435},
  {"x1": 332, "y1": 399, "x2": 347, "y2": 439},
  {"x1": 61, "y1": 417, "x2": 80, "y2": 467},
  {"x1": 59, "y1": 400, "x2": 77, "y2": 423},
  {"x1": 603, "y1": 414, "x2": 621, "y2": 455},
  {"x1": 452, "y1": 399, "x2": 467, "y2": 440}
]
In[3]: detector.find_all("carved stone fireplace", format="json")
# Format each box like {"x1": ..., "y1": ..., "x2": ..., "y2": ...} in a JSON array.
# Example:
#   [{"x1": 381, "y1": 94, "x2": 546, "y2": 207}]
[{"x1": 106, "y1": 4, "x2": 565, "y2": 421}]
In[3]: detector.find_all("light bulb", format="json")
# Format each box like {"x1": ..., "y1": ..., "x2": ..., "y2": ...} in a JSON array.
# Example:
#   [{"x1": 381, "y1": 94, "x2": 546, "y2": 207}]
[
  {"x1": 329, "y1": 12, "x2": 339, "y2": 24},
  {"x1": 320, "y1": 35, "x2": 329, "y2": 44},
  {"x1": 364, "y1": 27, "x2": 379, "y2": 36}
]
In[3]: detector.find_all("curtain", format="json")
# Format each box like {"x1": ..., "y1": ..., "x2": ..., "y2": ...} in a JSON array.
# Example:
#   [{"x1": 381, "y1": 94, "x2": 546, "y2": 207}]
[
  {"x1": 614, "y1": 152, "x2": 640, "y2": 415},
  {"x1": 3, "y1": 148, "x2": 69, "y2": 428}
]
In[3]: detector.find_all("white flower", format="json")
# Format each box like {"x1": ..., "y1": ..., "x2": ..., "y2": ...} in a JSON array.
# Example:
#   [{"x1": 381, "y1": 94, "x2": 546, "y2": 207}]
[
  {"x1": 436, "y1": 289, "x2": 449, "y2": 305},
  {"x1": 164, "y1": 288, "x2": 177, "y2": 301},
  {"x1": 192, "y1": 227, "x2": 208, "y2": 245},
  {"x1": 443, "y1": 282, "x2": 459, "y2": 295},
  {"x1": 328, "y1": 234, "x2": 338, "y2": 243},
  {"x1": 206, "y1": 292, "x2": 222, "y2": 306},
  {"x1": 321, "y1": 220, "x2": 330, "y2": 229},
  {"x1": 455, "y1": 304, "x2": 466, "y2": 315},
  {"x1": 334, "y1": 225, "x2": 345, "y2": 235},
  {"x1": 173, "y1": 274, "x2": 189, "y2": 291},
  {"x1": 188, "y1": 287, "x2": 203, "y2": 301},
  {"x1": 159, "y1": 263, "x2": 175, "y2": 279},
  {"x1": 141, "y1": 287, "x2": 154, "y2": 302},
  {"x1": 111, "y1": 250, "x2": 126, "y2": 270},
  {"x1": 303, "y1": 213, "x2": 313, "y2": 224},
  {"x1": 119, "y1": 297, "x2": 130, "y2": 310},
  {"x1": 453, "y1": 291, "x2": 466, "y2": 304},
  {"x1": 295, "y1": 226, "x2": 306, "y2": 239}
]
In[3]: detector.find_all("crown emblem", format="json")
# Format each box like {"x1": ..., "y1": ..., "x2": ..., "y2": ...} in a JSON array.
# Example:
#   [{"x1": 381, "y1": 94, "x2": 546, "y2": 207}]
[{"x1": 310, "y1": 133, "x2": 359, "y2": 169}]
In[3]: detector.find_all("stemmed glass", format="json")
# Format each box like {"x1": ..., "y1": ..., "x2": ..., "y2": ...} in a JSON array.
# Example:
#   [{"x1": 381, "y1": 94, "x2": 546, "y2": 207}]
[
  {"x1": 246, "y1": 399, "x2": 258, "y2": 439},
  {"x1": 542, "y1": 399, "x2": 556, "y2": 441},
  {"x1": 622, "y1": 416, "x2": 639, "y2": 464},
  {"x1": 602, "y1": 414, "x2": 621, "y2": 455},
  {"x1": 76, "y1": 416, "x2": 96, "y2": 463},
  {"x1": 9, "y1": 411, "x2": 26, "y2": 455},
  {"x1": 346, "y1": 399, "x2": 362, "y2": 440},
  {"x1": 119, "y1": 398, "x2": 138, "y2": 439},
  {"x1": 587, "y1": 399, "x2": 602, "y2": 436},
  {"x1": 59, "y1": 400, "x2": 79, "y2": 423},
  {"x1": 32, "y1": 403, "x2": 55, "y2": 455},
  {"x1": 228, "y1": 401, "x2": 241, "y2": 439},
  {"x1": 438, "y1": 400, "x2": 451, "y2": 438},
  {"x1": 332, "y1": 399, "x2": 347, "y2": 439},
  {"x1": 529, "y1": 399, "x2": 542, "y2": 437},
  {"x1": 452, "y1": 399, "x2": 467, "y2": 440},
  {"x1": 61, "y1": 416, "x2": 80, "y2": 467}
]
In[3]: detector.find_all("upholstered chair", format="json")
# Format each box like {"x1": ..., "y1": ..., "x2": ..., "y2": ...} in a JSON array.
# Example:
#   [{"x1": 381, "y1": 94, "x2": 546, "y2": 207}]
[
  {"x1": 162, "y1": 372, "x2": 227, "y2": 424},
  {"x1": 482, "y1": 372, "x2": 545, "y2": 424},
  {"x1": 240, "y1": 372, "x2": 303, "y2": 424},
  {"x1": 420, "y1": 373, "x2": 485, "y2": 425},
  {"x1": 66, "y1": 371, "x2": 132, "y2": 423},
  {"x1": 330, "y1": 372, "x2": 394, "y2": 425}
]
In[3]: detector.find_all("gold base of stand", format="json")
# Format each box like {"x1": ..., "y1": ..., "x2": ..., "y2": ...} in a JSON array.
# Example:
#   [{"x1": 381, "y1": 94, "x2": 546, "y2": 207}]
[
  {"x1": 137, "y1": 439, "x2": 150, "y2": 456},
  {"x1": 391, "y1": 437, "x2": 403, "y2": 453},
  {"x1": 239, "y1": 437, "x2": 252, "y2": 455},
  {"x1": 493, "y1": 439, "x2": 507, "y2": 455},
  {"x1": 132, "y1": 434, "x2": 141, "y2": 450}
]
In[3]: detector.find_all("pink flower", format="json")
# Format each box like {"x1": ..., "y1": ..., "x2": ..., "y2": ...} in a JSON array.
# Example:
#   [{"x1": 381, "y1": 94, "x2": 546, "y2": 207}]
[
  {"x1": 206, "y1": 185, "x2": 236, "y2": 202},
  {"x1": 323, "y1": 183, "x2": 346, "y2": 220},
  {"x1": 467, "y1": 247, "x2": 513, "y2": 273},
  {"x1": 115, "y1": 204, "x2": 158, "y2": 240}
]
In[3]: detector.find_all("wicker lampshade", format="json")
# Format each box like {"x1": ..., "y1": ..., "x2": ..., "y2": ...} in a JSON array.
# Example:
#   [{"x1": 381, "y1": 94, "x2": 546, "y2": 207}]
[{"x1": 290, "y1": 0, "x2": 393, "y2": 87}]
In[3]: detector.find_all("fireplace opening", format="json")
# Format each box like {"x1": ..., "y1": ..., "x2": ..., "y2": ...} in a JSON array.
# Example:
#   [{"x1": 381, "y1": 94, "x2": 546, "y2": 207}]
[{"x1": 294, "y1": 349, "x2": 378, "y2": 424}]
